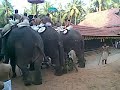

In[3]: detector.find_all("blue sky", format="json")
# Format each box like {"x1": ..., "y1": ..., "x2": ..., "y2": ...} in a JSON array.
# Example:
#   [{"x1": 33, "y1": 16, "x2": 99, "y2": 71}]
[{"x1": 0, "y1": 0, "x2": 90, "y2": 14}]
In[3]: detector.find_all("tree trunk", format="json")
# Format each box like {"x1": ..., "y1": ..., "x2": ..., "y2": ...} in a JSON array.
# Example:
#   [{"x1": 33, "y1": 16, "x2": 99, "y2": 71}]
[
  {"x1": 36, "y1": 4, "x2": 38, "y2": 16},
  {"x1": 5, "y1": 0, "x2": 8, "y2": 23},
  {"x1": 98, "y1": 0, "x2": 102, "y2": 11}
]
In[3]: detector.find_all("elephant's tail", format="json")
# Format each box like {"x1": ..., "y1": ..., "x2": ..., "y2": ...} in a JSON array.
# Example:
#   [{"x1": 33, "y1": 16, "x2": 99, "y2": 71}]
[{"x1": 33, "y1": 45, "x2": 46, "y2": 63}]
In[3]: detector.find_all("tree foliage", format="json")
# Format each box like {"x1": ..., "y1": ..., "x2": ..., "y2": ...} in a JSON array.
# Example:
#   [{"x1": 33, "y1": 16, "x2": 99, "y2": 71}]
[
  {"x1": 0, "y1": 0, "x2": 13, "y2": 27},
  {"x1": 0, "y1": 0, "x2": 120, "y2": 27}
]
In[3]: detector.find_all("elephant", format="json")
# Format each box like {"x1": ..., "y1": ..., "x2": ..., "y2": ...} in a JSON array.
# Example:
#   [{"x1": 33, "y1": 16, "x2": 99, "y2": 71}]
[
  {"x1": 60, "y1": 29, "x2": 85, "y2": 68},
  {"x1": 1, "y1": 26, "x2": 44, "y2": 86},
  {"x1": 38, "y1": 26, "x2": 65, "y2": 76}
]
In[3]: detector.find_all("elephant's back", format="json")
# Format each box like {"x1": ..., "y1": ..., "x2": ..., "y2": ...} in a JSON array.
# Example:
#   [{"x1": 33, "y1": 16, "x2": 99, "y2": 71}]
[
  {"x1": 7, "y1": 26, "x2": 43, "y2": 49},
  {"x1": 69, "y1": 30, "x2": 83, "y2": 39},
  {"x1": 40, "y1": 26, "x2": 59, "y2": 40}
]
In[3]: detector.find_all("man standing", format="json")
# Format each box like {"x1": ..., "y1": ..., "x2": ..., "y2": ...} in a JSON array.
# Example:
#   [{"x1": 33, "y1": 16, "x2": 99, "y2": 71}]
[{"x1": 101, "y1": 43, "x2": 110, "y2": 64}]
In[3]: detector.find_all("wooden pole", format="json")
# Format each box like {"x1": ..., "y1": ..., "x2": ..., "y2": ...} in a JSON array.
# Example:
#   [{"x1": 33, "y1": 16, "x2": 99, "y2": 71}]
[{"x1": 36, "y1": 3, "x2": 38, "y2": 16}]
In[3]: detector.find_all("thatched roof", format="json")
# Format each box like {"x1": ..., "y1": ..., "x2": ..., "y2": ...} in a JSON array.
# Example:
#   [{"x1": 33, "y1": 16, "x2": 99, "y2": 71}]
[
  {"x1": 73, "y1": 8, "x2": 120, "y2": 39},
  {"x1": 79, "y1": 8, "x2": 120, "y2": 28}
]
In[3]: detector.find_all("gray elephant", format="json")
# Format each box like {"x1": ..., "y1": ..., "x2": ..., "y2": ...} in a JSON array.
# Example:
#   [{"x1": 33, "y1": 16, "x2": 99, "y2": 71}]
[
  {"x1": 38, "y1": 26, "x2": 65, "y2": 76},
  {"x1": 1, "y1": 26, "x2": 44, "y2": 86},
  {"x1": 60, "y1": 29, "x2": 85, "y2": 68}
]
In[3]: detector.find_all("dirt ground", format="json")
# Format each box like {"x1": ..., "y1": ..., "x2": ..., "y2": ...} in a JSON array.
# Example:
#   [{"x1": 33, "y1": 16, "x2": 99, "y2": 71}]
[{"x1": 12, "y1": 48, "x2": 120, "y2": 90}]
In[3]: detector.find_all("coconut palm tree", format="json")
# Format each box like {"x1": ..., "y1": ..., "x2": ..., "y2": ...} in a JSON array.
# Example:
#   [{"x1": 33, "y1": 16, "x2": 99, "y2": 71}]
[
  {"x1": 89, "y1": 0, "x2": 120, "y2": 12},
  {"x1": 63, "y1": 0, "x2": 86, "y2": 25},
  {"x1": 0, "y1": 0, "x2": 13, "y2": 27},
  {"x1": 42, "y1": 1, "x2": 53, "y2": 14}
]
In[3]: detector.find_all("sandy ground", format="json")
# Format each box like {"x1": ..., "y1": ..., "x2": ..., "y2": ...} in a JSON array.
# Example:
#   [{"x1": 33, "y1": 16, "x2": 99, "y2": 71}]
[{"x1": 12, "y1": 48, "x2": 120, "y2": 90}]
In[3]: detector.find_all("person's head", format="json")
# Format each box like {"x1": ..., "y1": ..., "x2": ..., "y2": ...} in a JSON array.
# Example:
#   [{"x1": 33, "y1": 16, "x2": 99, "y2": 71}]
[
  {"x1": 65, "y1": 18, "x2": 68, "y2": 21},
  {"x1": 24, "y1": 13, "x2": 27, "y2": 17},
  {"x1": 46, "y1": 13, "x2": 50, "y2": 17},
  {"x1": 9, "y1": 15, "x2": 13, "y2": 20},
  {"x1": 0, "y1": 54, "x2": 4, "y2": 62},
  {"x1": 15, "y1": 9, "x2": 18, "y2": 14},
  {"x1": 103, "y1": 43, "x2": 107, "y2": 46},
  {"x1": 34, "y1": 15, "x2": 37, "y2": 18}
]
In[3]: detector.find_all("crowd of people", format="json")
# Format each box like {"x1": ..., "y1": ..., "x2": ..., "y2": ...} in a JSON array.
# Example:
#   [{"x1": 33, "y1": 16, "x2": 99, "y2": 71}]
[{"x1": 2, "y1": 9, "x2": 74, "y2": 35}]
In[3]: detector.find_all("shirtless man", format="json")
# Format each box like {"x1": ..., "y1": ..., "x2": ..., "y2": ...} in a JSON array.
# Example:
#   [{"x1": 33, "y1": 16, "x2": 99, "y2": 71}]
[{"x1": 0, "y1": 54, "x2": 12, "y2": 90}]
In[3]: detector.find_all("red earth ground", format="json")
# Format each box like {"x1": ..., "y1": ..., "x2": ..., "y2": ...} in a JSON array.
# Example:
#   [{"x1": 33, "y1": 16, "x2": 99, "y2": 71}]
[{"x1": 12, "y1": 48, "x2": 120, "y2": 90}]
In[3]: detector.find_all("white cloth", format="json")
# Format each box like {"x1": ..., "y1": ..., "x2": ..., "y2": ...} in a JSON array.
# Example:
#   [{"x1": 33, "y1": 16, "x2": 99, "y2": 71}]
[
  {"x1": 9, "y1": 19, "x2": 19, "y2": 26},
  {"x1": 31, "y1": 25, "x2": 39, "y2": 31},
  {"x1": 31, "y1": 25, "x2": 46, "y2": 33},
  {"x1": 55, "y1": 26, "x2": 65, "y2": 33},
  {"x1": 2, "y1": 19, "x2": 19, "y2": 34},
  {"x1": 17, "y1": 19, "x2": 29, "y2": 28},
  {"x1": 38, "y1": 23, "x2": 45, "y2": 27},
  {"x1": 2, "y1": 80, "x2": 11, "y2": 90},
  {"x1": 102, "y1": 51, "x2": 109, "y2": 60},
  {"x1": 45, "y1": 22, "x2": 52, "y2": 26},
  {"x1": 38, "y1": 27, "x2": 46, "y2": 33},
  {"x1": 66, "y1": 25, "x2": 73, "y2": 30},
  {"x1": 68, "y1": 50, "x2": 78, "y2": 63}
]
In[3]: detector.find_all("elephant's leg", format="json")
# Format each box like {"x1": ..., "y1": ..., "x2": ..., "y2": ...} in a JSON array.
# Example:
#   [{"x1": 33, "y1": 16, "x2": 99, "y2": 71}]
[
  {"x1": 62, "y1": 52, "x2": 69, "y2": 74},
  {"x1": 74, "y1": 49, "x2": 85, "y2": 68},
  {"x1": 51, "y1": 50, "x2": 63, "y2": 76},
  {"x1": 10, "y1": 58, "x2": 17, "y2": 78},
  {"x1": 29, "y1": 63, "x2": 34, "y2": 71},
  {"x1": 18, "y1": 63, "x2": 32, "y2": 86},
  {"x1": 32, "y1": 58, "x2": 42, "y2": 85}
]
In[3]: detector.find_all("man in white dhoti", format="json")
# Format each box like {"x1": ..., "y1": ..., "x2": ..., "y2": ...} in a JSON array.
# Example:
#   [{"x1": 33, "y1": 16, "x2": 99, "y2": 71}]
[
  {"x1": 101, "y1": 44, "x2": 110, "y2": 64},
  {"x1": 0, "y1": 54, "x2": 12, "y2": 90}
]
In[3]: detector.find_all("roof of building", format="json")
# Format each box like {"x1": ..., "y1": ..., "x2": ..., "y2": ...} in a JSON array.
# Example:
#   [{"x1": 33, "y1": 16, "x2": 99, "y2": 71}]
[{"x1": 73, "y1": 8, "x2": 120, "y2": 39}]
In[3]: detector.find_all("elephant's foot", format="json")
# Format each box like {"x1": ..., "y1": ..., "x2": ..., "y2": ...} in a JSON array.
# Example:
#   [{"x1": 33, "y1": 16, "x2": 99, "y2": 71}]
[
  {"x1": 78, "y1": 64, "x2": 85, "y2": 68},
  {"x1": 12, "y1": 73, "x2": 17, "y2": 78},
  {"x1": 62, "y1": 65, "x2": 68, "y2": 74},
  {"x1": 32, "y1": 81, "x2": 42, "y2": 85},
  {"x1": 24, "y1": 81, "x2": 32, "y2": 86},
  {"x1": 23, "y1": 77, "x2": 32, "y2": 86},
  {"x1": 23, "y1": 75, "x2": 32, "y2": 86},
  {"x1": 78, "y1": 61, "x2": 85, "y2": 68},
  {"x1": 54, "y1": 66, "x2": 63, "y2": 76},
  {"x1": 31, "y1": 71, "x2": 42, "y2": 85}
]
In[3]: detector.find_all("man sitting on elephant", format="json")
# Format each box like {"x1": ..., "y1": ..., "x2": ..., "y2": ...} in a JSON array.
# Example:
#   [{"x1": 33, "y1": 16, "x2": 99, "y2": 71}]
[
  {"x1": 0, "y1": 54, "x2": 12, "y2": 90},
  {"x1": 2, "y1": 15, "x2": 18, "y2": 35},
  {"x1": 41, "y1": 13, "x2": 53, "y2": 26},
  {"x1": 17, "y1": 12, "x2": 30, "y2": 28}
]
